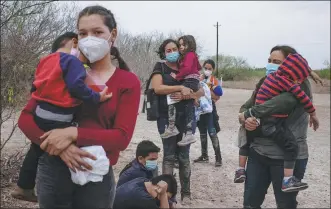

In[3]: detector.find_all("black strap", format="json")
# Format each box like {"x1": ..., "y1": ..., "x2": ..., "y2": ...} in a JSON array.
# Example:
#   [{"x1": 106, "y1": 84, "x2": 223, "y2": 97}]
[{"x1": 144, "y1": 62, "x2": 165, "y2": 92}]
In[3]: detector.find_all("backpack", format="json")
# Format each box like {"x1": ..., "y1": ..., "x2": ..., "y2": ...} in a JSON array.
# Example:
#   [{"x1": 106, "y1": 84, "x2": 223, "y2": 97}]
[{"x1": 143, "y1": 62, "x2": 165, "y2": 121}]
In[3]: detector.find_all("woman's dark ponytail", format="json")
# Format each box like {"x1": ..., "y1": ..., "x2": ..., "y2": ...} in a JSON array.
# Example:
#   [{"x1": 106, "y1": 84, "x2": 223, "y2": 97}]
[{"x1": 111, "y1": 46, "x2": 130, "y2": 71}]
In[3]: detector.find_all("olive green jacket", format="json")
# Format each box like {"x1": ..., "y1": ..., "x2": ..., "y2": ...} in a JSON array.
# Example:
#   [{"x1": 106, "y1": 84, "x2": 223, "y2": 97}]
[{"x1": 239, "y1": 77, "x2": 311, "y2": 159}]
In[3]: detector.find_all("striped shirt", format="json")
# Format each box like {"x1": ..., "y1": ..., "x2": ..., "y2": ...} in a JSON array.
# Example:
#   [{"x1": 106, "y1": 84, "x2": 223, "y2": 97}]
[{"x1": 255, "y1": 53, "x2": 315, "y2": 115}]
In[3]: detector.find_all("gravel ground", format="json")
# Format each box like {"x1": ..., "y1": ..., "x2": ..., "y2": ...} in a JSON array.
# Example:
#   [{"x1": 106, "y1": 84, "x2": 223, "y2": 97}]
[{"x1": 1, "y1": 88, "x2": 330, "y2": 208}]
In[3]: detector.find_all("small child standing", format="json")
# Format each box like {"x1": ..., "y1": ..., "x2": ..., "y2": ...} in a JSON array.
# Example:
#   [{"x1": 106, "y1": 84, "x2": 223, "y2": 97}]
[
  {"x1": 31, "y1": 34, "x2": 111, "y2": 132},
  {"x1": 234, "y1": 53, "x2": 319, "y2": 193},
  {"x1": 162, "y1": 35, "x2": 201, "y2": 146}
]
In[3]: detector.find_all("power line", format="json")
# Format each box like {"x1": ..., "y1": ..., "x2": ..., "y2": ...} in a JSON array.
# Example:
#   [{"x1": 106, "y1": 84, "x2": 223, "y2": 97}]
[{"x1": 214, "y1": 22, "x2": 221, "y2": 78}]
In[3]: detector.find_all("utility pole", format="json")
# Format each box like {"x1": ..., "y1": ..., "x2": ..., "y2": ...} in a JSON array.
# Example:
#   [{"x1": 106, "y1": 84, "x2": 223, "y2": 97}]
[{"x1": 214, "y1": 22, "x2": 221, "y2": 78}]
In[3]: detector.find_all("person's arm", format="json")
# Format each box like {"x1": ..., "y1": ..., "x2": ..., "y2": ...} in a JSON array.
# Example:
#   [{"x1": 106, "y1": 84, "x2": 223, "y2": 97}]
[
  {"x1": 192, "y1": 86, "x2": 205, "y2": 99},
  {"x1": 278, "y1": 77, "x2": 315, "y2": 113},
  {"x1": 175, "y1": 52, "x2": 195, "y2": 81},
  {"x1": 61, "y1": 54, "x2": 100, "y2": 104},
  {"x1": 159, "y1": 193, "x2": 170, "y2": 209},
  {"x1": 211, "y1": 91, "x2": 220, "y2": 102},
  {"x1": 151, "y1": 74, "x2": 185, "y2": 95},
  {"x1": 243, "y1": 77, "x2": 316, "y2": 119},
  {"x1": 239, "y1": 92, "x2": 255, "y2": 113},
  {"x1": 75, "y1": 75, "x2": 141, "y2": 152},
  {"x1": 17, "y1": 98, "x2": 45, "y2": 145}
]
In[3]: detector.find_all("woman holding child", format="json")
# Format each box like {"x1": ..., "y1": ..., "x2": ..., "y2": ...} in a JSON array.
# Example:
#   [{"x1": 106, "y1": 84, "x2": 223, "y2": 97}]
[
  {"x1": 17, "y1": 5, "x2": 140, "y2": 208},
  {"x1": 150, "y1": 37, "x2": 204, "y2": 204},
  {"x1": 237, "y1": 45, "x2": 322, "y2": 209}
]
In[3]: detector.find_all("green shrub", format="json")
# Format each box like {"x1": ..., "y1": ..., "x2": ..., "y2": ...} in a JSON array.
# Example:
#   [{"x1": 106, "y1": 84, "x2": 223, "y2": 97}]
[
  {"x1": 315, "y1": 68, "x2": 330, "y2": 80},
  {"x1": 216, "y1": 67, "x2": 265, "y2": 81}
]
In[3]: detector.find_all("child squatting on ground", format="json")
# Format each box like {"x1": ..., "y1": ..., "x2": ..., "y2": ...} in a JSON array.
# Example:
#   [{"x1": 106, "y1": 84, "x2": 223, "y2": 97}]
[
  {"x1": 161, "y1": 35, "x2": 201, "y2": 146},
  {"x1": 234, "y1": 53, "x2": 319, "y2": 193}
]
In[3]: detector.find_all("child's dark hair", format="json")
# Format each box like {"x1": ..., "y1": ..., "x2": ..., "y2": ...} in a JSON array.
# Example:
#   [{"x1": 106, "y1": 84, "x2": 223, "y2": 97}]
[
  {"x1": 136, "y1": 140, "x2": 160, "y2": 159},
  {"x1": 156, "y1": 39, "x2": 179, "y2": 60},
  {"x1": 77, "y1": 5, "x2": 130, "y2": 71},
  {"x1": 151, "y1": 174, "x2": 177, "y2": 197},
  {"x1": 51, "y1": 32, "x2": 78, "y2": 53},
  {"x1": 178, "y1": 35, "x2": 197, "y2": 55},
  {"x1": 203, "y1": 59, "x2": 215, "y2": 69}
]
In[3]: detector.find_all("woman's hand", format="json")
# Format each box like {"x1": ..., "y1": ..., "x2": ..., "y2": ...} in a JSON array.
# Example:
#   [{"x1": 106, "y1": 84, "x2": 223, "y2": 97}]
[
  {"x1": 245, "y1": 117, "x2": 259, "y2": 131},
  {"x1": 170, "y1": 92, "x2": 183, "y2": 102},
  {"x1": 59, "y1": 144, "x2": 97, "y2": 172},
  {"x1": 40, "y1": 127, "x2": 78, "y2": 155},
  {"x1": 180, "y1": 86, "x2": 192, "y2": 99}
]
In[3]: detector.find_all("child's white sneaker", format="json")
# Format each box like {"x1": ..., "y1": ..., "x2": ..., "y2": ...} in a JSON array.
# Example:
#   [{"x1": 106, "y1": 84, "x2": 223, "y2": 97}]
[{"x1": 177, "y1": 133, "x2": 196, "y2": 146}]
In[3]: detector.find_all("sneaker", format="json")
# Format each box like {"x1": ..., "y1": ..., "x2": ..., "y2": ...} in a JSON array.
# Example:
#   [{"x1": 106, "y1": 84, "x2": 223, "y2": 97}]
[
  {"x1": 234, "y1": 169, "x2": 246, "y2": 183},
  {"x1": 215, "y1": 156, "x2": 222, "y2": 167},
  {"x1": 181, "y1": 195, "x2": 191, "y2": 205},
  {"x1": 11, "y1": 186, "x2": 38, "y2": 202},
  {"x1": 282, "y1": 176, "x2": 308, "y2": 192},
  {"x1": 193, "y1": 156, "x2": 209, "y2": 163},
  {"x1": 161, "y1": 125, "x2": 180, "y2": 139},
  {"x1": 177, "y1": 133, "x2": 197, "y2": 146}
]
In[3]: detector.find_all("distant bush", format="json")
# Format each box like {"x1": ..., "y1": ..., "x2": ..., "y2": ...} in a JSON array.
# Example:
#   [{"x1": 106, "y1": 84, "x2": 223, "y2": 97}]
[
  {"x1": 314, "y1": 68, "x2": 330, "y2": 80},
  {"x1": 217, "y1": 67, "x2": 265, "y2": 81}
]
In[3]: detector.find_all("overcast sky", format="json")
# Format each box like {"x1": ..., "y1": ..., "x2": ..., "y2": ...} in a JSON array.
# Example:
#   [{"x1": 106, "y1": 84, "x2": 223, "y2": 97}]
[{"x1": 74, "y1": 1, "x2": 330, "y2": 69}]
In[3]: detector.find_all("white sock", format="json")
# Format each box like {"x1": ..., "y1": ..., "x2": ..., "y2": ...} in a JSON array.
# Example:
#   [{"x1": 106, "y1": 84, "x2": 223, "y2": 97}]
[
  {"x1": 283, "y1": 176, "x2": 292, "y2": 182},
  {"x1": 237, "y1": 167, "x2": 245, "y2": 171}
]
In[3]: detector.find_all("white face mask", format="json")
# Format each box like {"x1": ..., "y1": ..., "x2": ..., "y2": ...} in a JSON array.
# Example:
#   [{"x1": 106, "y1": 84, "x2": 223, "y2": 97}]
[
  {"x1": 204, "y1": 69, "x2": 212, "y2": 77},
  {"x1": 78, "y1": 35, "x2": 112, "y2": 63}
]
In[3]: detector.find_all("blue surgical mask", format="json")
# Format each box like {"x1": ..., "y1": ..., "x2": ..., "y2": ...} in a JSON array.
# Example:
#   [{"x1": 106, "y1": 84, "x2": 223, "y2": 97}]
[
  {"x1": 165, "y1": 52, "x2": 179, "y2": 63},
  {"x1": 265, "y1": 63, "x2": 280, "y2": 75},
  {"x1": 145, "y1": 160, "x2": 158, "y2": 171}
]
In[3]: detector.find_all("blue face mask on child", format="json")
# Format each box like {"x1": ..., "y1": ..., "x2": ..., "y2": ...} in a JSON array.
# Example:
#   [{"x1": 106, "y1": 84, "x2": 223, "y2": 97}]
[
  {"x1": 265, "y1": 63, "x2": 280, "y2": 75},
  {"x1": 145, "y1": 160, "x2": 158, "y2": 171},
  {"x1": 165, "y1": 52, "x2": 180, "y2": 63}
]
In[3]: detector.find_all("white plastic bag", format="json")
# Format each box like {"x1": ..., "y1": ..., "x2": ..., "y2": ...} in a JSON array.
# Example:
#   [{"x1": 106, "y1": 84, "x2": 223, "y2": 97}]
[
  {"x1": 236, "y1": 126, "x2": 247, "y2": 148},
  {"x1": 70, "y1": 146, "x2": 110, "y2": 186}
]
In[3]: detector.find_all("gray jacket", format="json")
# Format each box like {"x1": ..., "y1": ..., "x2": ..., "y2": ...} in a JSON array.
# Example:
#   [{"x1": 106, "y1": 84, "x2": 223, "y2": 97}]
[{"x1": 240, "y1": 78, "x2": 311, "y2": 159}]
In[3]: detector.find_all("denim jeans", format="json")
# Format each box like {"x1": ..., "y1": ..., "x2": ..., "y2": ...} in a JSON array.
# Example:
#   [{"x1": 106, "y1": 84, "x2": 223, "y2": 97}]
[
  {"x1": 244, "y1": 148, "x2": 308, "y2": 209},
  {"x1": 36, "y1": 153, "x2": 116, "y2": 209},
  {"x1": 197, "y1": 113, "x2": 222, "y2": 158},
  {"x1": 157, "y1": 116, "x2": 191, "y2": 197}
]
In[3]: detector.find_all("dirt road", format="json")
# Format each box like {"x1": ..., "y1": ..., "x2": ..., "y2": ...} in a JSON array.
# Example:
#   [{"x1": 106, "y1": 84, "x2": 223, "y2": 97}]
[{"x1": 1, "y1": 88, "x2": 330, "y2": 208}]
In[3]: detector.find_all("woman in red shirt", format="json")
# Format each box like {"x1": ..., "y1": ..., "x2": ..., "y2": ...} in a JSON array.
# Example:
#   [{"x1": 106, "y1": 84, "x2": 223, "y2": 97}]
[{"x1": 17, "y1": 5, "x2": 140, "y2": 208}]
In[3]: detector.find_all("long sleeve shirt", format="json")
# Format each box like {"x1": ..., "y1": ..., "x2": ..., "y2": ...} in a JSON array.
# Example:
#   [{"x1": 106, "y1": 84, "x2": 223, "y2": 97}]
[
  {"x1": 32, "y1": 52, "x2": 100, "y2": 107},
  {"x1": 175, "y1": 52, "x2": 201, "y2": 81},
  {"x1": 18, "y1": 68, "x2": 141, "y2": 165}
]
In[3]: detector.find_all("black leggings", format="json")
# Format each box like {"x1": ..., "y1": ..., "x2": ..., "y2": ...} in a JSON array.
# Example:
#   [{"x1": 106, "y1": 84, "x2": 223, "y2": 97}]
[{"x1": 17, "y1": 143, "x2": 44, "y2": 189}]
